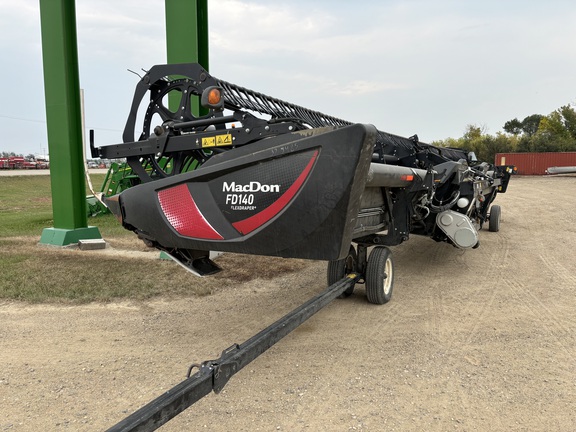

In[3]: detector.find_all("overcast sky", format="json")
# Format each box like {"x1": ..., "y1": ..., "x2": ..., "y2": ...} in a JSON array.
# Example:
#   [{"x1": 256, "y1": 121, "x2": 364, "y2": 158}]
[{"x1": 1, "y1": 0, "x2": 575, "y2": 157}]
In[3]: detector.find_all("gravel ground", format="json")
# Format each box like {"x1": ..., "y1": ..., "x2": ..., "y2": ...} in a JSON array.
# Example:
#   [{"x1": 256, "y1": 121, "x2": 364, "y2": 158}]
[{"x1": 1, "y1": 175, "x2": 575, "y2": 431}]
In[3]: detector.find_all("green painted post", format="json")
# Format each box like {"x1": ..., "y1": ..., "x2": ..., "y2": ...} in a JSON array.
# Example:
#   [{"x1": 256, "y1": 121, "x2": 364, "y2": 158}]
[
  {"x1": 165, "y1": 0, "x2": 209, "y2": 116},
  {"x1": 38, "y1": 0, "x2": 101, "y2": 246}
]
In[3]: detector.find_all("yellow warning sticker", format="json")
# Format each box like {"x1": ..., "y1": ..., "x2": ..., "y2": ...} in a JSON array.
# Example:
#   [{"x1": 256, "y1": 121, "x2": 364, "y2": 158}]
[{"x1": 202, "y1": 134, "x2": 233, "y2": 148}]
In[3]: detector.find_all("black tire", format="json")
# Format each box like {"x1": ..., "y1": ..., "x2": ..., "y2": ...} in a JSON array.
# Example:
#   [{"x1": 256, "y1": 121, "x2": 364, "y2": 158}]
[
  {"x1": 489, "y1": 205, "x2": 501, "y2": 232},
  {"x1": 365, "y1": 246, "x2": 394, "y2": 305},
  {"x1": 327, "y1": 245, "x2": 357, "y2": 298}
]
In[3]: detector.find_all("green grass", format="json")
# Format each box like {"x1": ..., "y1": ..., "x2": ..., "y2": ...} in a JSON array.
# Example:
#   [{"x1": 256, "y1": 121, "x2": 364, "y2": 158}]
[
  {"x1": 0, "y1": 176, "x2": 55, "y2": 236},
  {"x1": 0, "y1": 174, "x2": 128, "y2": 238},
  {"x1": 0, "y1": 173, "x2": 310, "y2": 303},
  {"x1": 0, "y1": 238, "x2": 213, "y2": 302}
]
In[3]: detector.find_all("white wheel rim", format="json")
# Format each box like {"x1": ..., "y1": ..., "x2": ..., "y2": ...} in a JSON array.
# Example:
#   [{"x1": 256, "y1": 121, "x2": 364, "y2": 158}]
[{"x1": 383, "y1": 257, "x2": 393, "y2": 295}]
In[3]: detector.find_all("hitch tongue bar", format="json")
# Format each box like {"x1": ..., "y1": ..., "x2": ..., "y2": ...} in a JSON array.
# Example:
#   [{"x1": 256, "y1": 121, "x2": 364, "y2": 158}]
[{"x1": 106, "y1": 274, "x2": 359, "y2": 432}]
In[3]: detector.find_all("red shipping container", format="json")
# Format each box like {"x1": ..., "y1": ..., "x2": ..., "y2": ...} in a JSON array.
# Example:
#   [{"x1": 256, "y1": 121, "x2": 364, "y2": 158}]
[{"x1": 494, "y1": 152, "x2": 576, "y2": 175}]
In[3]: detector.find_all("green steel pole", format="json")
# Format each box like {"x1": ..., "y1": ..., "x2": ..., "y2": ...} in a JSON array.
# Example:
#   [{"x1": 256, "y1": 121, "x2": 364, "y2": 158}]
[
  {"x1": 165, "y1": 0, "x2": 209, "y2": 116},
  {"x1": 38, "y1": 0, "x2": 101, "y2": 245}
]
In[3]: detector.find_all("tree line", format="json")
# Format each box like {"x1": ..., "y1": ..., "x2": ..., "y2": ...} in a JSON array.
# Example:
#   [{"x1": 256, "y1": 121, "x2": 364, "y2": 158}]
[{"x1": 432, "y1": 103, "x2": 576, "y2": 164}]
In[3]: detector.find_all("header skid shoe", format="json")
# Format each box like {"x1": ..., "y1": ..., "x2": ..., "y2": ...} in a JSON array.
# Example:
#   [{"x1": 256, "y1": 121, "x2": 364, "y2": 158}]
[{"x1": 106, "y1": 124, "x2": 376, "y2": 274}]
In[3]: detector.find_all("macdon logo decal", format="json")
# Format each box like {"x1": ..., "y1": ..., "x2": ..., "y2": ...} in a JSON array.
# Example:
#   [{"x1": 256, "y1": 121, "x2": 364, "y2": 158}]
[
  {"x1": 223, "y1": 181, "x2": 281, "y2": 209},
  {"x1": 222, "y1": 181, "x2": 280, "y2": 193}
]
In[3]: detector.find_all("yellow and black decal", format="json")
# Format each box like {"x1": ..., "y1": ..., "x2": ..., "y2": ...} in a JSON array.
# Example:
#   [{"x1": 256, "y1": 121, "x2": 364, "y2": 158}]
[{"x1": 202, "y1": 134, "x2": 233, "y2": 148}]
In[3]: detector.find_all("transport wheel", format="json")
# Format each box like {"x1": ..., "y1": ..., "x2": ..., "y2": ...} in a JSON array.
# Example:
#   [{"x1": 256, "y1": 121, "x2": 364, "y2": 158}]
[
  {"x1": 327, "y1": 246, "x2": 357, "y2": 298},
  {"x1": 365, "y1": 246, "x2": 394, "y2": 305},
  {"x1": 489, "y1": 205, "x2": 501, "y2": 232}
]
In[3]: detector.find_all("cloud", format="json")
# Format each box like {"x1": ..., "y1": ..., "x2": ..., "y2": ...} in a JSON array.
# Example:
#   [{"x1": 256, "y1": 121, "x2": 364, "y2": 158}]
[
  {"x1": 209, "y1": 0, "x2": 337, "y2": 55},
  {"x1": 288, "y1": 73, "x2": 409, "y2": 97},
  {"x1": 76, "y1": 1, "x2": 165, "y2": 65}
]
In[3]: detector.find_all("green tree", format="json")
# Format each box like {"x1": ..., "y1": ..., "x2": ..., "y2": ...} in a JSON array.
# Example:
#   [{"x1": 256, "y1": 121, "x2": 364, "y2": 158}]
[
  {"x1": 485, "y1": 132, "x2": 515, "y2": 163},
  {"x1": 437, "y1": 103, "x2": 576, "y2": 160},
  {"x1": 520, "y1": 114, "x2": 542, "y2": 136},
  {"x1": 538, "y1": 112, "x2": 570, "y2": 138},
  {"x1": 442, "y1": 125, "x2": 516, "y2": 163},
  {"x1": 502, "y1": 106, "x2": 576, "y2": 152},
  {"x1": 462, "y1": 124, "x2": 484, "y2": 142},
  {"x1": 431, "y1": 137, "x2": 463, "y2": 149},
  {"x1": 558, "y1": 104, "x2": 576, "y2": 140},
  {"x1": 503, "y1": 118, "x2": 523, "y2": 135},
  {"x1": 517, "y1": 135, "x2": 533, "y2": 152},
  {"x1": 528, "y1": 109, "x2": 576, "y2": 152}
]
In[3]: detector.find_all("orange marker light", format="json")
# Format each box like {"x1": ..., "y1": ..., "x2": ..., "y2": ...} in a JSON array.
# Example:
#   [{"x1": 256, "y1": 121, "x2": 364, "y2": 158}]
[
  {"x1": 207, "y1": 88, "x2": 221, "y2": 105},
  {"x1": 201, "y1": 86, "x2": 225, "y2": 110},
  {"x1": 400, "y1": 174, "x2": 414, "y2": 181}
]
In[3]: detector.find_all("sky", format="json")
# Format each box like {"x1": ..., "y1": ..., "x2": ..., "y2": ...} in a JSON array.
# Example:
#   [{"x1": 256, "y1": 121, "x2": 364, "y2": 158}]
[{"x1": 1, "y1": 0, "x2": 576, "y2": 157}]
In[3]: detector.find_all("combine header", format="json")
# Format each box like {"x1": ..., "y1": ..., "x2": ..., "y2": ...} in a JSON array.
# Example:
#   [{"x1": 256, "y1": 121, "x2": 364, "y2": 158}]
[
  {"x1": 93, "y1": 63, "x2": 514, "y2": 430},
  {"x1": 93, "y1": 63, "x2": 514, "y2": 297}
]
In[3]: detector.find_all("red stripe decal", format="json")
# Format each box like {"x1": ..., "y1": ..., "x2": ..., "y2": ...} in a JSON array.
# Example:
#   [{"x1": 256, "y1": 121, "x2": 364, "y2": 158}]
[
  {"x1": 232, "y1": 150, "x2": 318, "y2": 235},
  {"x1": 158, "y1": 184, "x2": 223, "y2": 240}
]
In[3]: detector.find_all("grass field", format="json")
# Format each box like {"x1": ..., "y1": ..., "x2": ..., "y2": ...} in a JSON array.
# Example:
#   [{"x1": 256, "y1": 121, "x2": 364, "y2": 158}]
[
  {"x1": 0, "y1": 173, "x2": 306, "y2": 303},
  {"x1": 0, "y1": 174, "x2": 126, "y2": 238}
]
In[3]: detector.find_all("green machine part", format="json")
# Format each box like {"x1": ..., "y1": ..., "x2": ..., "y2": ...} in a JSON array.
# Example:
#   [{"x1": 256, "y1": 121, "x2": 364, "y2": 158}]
[{"x1": 86, "y1": 158, "x2": 201, "y2": 217}]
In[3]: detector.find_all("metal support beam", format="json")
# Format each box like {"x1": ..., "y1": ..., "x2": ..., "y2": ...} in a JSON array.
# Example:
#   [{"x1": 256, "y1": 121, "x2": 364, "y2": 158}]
[
  {"x1": 38, "y1": 0, "x2": 101, "y2": 245},
  {"x1": 165, "y1": 0, "x2": 209, "y2": 116}
]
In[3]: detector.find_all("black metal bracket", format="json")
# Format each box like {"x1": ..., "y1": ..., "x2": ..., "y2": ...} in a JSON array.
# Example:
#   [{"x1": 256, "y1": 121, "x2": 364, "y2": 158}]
[{"x1": 105, "y1": 274, "x2": 359, "y2": 432}]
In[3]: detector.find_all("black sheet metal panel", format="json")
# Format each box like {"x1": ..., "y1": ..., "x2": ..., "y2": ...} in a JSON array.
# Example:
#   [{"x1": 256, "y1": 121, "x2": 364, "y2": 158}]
[{"x1": 111, "y1": 124, "x2": 376, "y2": 261}]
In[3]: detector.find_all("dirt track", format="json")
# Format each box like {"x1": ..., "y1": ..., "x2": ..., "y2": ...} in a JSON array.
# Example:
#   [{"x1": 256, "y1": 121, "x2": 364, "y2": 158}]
[{"x1": 1, "y1": 175, "x2": 575, "y2": 431}]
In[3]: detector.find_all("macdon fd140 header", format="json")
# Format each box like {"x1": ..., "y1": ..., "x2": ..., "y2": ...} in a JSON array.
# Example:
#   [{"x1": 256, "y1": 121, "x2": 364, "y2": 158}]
[{"x1": 92, "y1": 63, "x2": 515, "y2": 305}]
